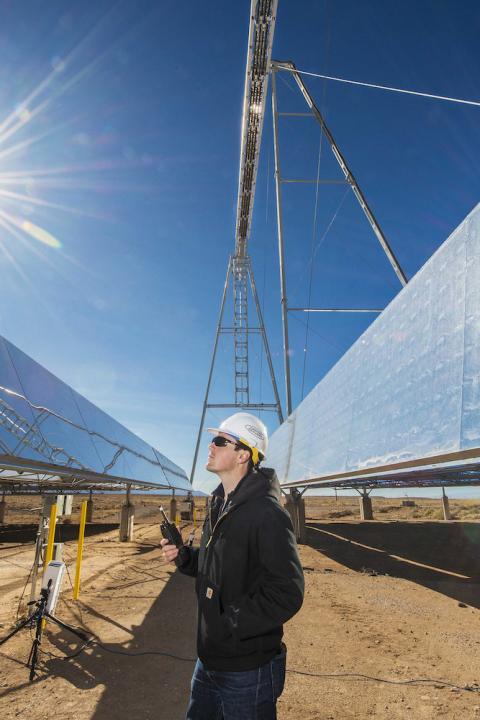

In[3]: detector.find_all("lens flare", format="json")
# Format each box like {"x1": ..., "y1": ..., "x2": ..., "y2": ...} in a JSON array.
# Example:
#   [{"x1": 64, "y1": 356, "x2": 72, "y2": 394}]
[
  {"x1": 21, "y1": 220, "x2": 61, "y2": 249},
  {"x1": 0, "y1": 4, "x2": 158, "y2": 285}
]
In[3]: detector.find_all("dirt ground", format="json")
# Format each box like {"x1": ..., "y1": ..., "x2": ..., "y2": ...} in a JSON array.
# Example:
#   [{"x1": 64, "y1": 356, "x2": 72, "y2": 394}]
[{"x1": 1, "y1": 494, "x2": 480, "y2": 719}]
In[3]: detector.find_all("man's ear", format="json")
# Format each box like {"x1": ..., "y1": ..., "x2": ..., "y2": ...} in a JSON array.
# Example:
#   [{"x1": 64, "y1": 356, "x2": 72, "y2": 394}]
[{"x1": 237, "y1": 449, "x2": 250, "y2": 466}]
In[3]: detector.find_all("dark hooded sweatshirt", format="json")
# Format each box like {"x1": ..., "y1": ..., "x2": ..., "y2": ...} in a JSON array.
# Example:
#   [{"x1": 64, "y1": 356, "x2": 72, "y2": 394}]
[{"x1": 178, "y1": 467, "x2": 304, "y2": 671}]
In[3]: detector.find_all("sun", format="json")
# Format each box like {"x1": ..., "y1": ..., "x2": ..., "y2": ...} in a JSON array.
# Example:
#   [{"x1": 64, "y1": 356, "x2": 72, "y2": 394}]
[{"x1": 0, "y1": 11, "x2": 148, "y2": 275}]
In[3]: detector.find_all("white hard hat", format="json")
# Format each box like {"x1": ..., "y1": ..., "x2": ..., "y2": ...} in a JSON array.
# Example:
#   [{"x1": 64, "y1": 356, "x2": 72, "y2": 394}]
[{"x1": 208, "y1": 413, "x2": 268, "y2": 465}]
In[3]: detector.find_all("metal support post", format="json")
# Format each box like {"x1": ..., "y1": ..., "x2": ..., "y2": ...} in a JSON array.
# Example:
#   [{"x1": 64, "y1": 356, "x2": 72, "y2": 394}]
[
  {"x1": 30, "y1": 510, "x2": 48, "y2": 603},
  {"x1": 119, "y1": 485, "x2": 134, "y2": 542},
  {"x1": 86, "y1": 489, "x2": 94, "y2": 523},
  {"x1": 271, "y1": 68, "x2": 293, "y2": 416},
  {"x1": 73, "y1": 500, "x2": 87, "y2": 600},
  {"x1": 441, "y1": 487, "x2": 451, "y2": 521},
  {"x1": 284, "y1": 488, "x2": 306, "y2": 543},
  {"x1": 43, "y1": 502, "x2": 57, "y2": 570},
  {"x1": 169, "y1": 489, "x2": 177, "y2": 524},
  {"x1": 359, "y1": 489, "x2": 373, "y2": 520}
]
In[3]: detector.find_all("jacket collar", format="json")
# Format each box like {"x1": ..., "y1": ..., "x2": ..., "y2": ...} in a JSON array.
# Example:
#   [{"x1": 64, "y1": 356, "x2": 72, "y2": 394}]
[{"x1": 211, "y1": 467, "x2": 281, "y2": 510}]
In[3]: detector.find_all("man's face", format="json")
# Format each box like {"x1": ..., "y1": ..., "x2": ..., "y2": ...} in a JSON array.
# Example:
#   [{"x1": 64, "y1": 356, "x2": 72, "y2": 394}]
[{"x1": 206, "y1": 432, "x2": 241, "y2": 474}]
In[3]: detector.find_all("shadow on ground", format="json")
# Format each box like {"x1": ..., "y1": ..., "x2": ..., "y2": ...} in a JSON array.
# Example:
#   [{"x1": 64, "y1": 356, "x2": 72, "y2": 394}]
[
  {"x1": 306, "y1": 521, "x2": 480, "y2": 608},
  {"x1": 0, "y1": 523, "x2": 120, "y2": 543},
  {"x1": 44, "y1": 568, "x2": 196, "y2": 720}
]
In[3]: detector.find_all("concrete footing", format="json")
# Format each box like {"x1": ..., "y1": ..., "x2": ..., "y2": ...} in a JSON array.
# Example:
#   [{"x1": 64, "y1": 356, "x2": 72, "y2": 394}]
[
  {"x1": 359, "y1": 494, "x2": 373, "y2": 520},
  {"x1": 284, "y1": 494, "x2": 306, "y2": 544},
  {"x1": 119, "y1": 503, "x2": 135, "y2": 542},
  {"x1": 0, "y1": 500, "x2": 6, "y2": 523},
  {"x1": 442, "y1": 492, "x2": 451, "y2": 521},
  {"x1": 86, "y1": 498, "x2": 94, "y2": 523},
  {"x1": 180, "y1": 495, "x2": 194, "y2": 521}
]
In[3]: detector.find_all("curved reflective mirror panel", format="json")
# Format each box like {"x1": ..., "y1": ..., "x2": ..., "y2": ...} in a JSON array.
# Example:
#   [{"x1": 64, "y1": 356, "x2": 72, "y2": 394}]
[
  {"x1": 0, "y1": 338, "x2": 190, "y2": 492},
  {"x1": 268, "y1": 203, "x2": 480, "y2": 489}
]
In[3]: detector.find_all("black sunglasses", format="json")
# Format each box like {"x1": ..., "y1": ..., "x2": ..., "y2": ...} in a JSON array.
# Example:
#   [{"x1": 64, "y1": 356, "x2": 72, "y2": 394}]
[{"x1": 210, "y1": 435, "x2": 239, "y2": 449}]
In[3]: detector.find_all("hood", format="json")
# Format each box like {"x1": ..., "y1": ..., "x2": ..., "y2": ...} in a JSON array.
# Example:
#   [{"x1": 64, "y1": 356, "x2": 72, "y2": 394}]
[{"x1": 212, "y1": 466, "x2": 282, "y2": 507}]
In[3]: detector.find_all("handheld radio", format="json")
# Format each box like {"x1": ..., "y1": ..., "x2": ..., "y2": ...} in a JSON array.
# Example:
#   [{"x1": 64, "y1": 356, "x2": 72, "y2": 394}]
[{"x1": 159, "y1": 506, "x2": 186, "y2": 566}]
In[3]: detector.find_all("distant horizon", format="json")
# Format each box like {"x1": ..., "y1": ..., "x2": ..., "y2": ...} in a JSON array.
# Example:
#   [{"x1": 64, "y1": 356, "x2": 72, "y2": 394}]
[{"x1": 48, "y1": 486, "x2": 480, "y2": 501}]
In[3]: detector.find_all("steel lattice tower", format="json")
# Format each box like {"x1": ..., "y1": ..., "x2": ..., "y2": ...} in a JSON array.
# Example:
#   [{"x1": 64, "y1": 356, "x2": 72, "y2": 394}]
[{"x1": 191, "y1": 1, "x2": 282, "y2": 483}]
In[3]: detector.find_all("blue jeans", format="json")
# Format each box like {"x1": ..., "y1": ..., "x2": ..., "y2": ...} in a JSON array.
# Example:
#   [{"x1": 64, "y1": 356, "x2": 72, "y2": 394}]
[{"x1": 185, "y1": 647, "x2": 287, "y2": 720}]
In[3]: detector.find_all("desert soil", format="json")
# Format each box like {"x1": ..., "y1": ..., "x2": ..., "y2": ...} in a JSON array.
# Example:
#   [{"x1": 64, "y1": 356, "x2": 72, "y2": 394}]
[{"x1": 1, "y1": 494, "x2": 480, "y2": 720}]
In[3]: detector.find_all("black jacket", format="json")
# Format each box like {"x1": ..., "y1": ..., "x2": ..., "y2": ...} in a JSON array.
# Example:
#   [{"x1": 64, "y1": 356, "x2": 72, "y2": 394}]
[{"x1": 178, "y1": 467, "x2": 304, "y2": 671}]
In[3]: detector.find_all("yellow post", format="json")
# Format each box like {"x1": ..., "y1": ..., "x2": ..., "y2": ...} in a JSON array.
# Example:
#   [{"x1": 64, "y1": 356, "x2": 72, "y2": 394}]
[
  {"x1": 175, "y1": 512, "x2": 180, "y2": 526},
  {"x1": 73, "y1": 500, "x2": 87, "y2": 600},
  {"x1": 193, "y1": 506, "x2": 197, "y2": 525},
  {"x1": 43, "y1": 502, "x2": 57, "y2": 570}
]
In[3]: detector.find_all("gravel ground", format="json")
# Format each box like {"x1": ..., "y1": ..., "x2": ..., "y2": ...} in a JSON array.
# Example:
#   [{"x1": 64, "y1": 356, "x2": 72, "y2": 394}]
[{"x1": 0, "y1": 495, "x2": 479, "y2": 719}]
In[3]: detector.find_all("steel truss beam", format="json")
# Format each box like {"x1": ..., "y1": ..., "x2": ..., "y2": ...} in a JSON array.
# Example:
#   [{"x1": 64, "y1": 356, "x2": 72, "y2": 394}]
[
  {"x1": 279, "y1": 447, "x2": 480, "y2": 491},
  {"x1": 0, "y1": 455, "x2": 170, "y2": 493},
  {"x1": 235, "y1": 0, "x2": 278, "y2": 258},
  {"x1": 0, "y1": 396, "x2": 83, "y2": 470}
]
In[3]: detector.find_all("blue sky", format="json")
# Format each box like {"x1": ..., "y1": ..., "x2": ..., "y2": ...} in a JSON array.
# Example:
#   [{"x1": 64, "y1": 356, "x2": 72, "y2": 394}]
[{"x1": 0, "y1": 1, "x2": 479, "y2": 496}]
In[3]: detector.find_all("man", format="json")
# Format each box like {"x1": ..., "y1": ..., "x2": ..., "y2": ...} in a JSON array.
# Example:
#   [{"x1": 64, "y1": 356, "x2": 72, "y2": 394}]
[{"x1": 161, "y1": 412, "x2": 304, "y2": 720}]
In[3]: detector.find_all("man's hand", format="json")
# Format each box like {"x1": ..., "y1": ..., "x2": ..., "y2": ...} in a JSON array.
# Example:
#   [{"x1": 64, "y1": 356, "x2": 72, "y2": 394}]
[{"x1": 161, "y1": 538, "x2": 179, "y2": 563}]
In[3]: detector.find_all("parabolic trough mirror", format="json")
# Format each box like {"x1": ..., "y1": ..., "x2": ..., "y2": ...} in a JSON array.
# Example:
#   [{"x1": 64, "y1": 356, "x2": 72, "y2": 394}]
[
  {"x1": 0, "y1": 336, "x2": 190, "y2": 493},
  {"x1": 269, "y1": 202, "x2": 480, "y2": 490}
]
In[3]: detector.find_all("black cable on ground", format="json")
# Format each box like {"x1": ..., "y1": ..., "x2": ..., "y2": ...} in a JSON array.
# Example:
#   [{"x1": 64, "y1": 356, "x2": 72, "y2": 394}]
[
  {"x1": 286, "y1": 668, "x2": 480, "y2": 693},
  {"x1": 32, "y1": 634, "x2": 479, "y2": 694},
  {"x1": 38, "y1": 637, "x2": 94, "y2": 661},
  {"x1": 36, "y1": 637, "x2": 193, "y2": 664},
  {"x1": 3, "y1": 604, "x2": 477, "y2": 697},
  {"x1": 94, "y1": 641, "x2": 195, "y2": 663}
]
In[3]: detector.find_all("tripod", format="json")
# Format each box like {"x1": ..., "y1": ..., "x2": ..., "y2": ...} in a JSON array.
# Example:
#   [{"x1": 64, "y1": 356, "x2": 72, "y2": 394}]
[{"x1": 0, "y1": 583, "x2": 90, "y2": 681}]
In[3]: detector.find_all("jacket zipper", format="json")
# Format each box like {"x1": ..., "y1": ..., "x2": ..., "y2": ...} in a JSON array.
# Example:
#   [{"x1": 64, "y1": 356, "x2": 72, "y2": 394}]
[{"x1": 205, "y1": 503, "x2": 231, "y2": 549}]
